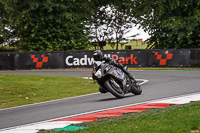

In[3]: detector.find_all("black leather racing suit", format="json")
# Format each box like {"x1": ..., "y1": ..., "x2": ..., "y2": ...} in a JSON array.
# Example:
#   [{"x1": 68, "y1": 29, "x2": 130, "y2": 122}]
[{"x1": 102, "y1": 56, "x2": 136, "y2": 83}]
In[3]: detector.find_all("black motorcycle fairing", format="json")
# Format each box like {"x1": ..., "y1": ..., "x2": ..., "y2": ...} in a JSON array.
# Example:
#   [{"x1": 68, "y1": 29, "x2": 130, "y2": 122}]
[
  {"x1": 92, "y1": 61, "x2": 142, "y2": 98},
  {"x1": 93, "y1": 62, "x2": 129, "y2": 93}
]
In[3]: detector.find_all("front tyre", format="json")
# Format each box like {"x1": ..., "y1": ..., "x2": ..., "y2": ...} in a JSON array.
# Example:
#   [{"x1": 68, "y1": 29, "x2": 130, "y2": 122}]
[
  {"x1": 104, "y1": 80, "x2": 124, "y2": 98},
  {"x1": 99, "y1": 85, "x2": 107, "y2": 93}
]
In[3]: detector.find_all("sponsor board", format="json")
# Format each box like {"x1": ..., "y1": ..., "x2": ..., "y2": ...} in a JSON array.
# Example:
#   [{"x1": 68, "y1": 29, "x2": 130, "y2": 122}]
[
  {"x1": 64, "y1": 51, "x2": 146, "y2": 68},
  {"x1": 65, "y1": 53, "x2": 139, "y2": 67},
  {"x1": 65, "y1": 55, "x2": 94, "y2": 66},
  {"x1": 0, "y1": 49, "x2": 198, "y2": 70}
]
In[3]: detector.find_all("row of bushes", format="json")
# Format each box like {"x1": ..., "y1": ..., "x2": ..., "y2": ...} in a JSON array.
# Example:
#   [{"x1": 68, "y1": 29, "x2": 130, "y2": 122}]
[{"x1": 0, "y1": 46, "x2": 18, "y2": 52}]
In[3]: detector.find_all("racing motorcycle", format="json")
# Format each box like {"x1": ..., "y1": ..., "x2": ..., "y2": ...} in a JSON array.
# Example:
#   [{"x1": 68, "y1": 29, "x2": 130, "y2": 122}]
[{"x1": 92, "y1": 61, "x2": 142, "y2": 98}]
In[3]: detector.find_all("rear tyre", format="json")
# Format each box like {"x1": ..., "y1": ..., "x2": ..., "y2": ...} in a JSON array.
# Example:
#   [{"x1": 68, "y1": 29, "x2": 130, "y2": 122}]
[
  {"x1": 131, "y1": 83, "x2": 142, "y2": 95},
  {"x1": 104, "y1": 80, "x2": 124, "y2": 98}
]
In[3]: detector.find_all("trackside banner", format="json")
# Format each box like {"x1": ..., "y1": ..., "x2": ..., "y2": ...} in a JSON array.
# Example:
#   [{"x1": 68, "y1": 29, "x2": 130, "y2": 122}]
[
  {"x1": 0, "y1": 49, "x2": 199, "y2": 70},
  {"x1": 65, "y1": 50, "x2": 148, "y2": 68}
]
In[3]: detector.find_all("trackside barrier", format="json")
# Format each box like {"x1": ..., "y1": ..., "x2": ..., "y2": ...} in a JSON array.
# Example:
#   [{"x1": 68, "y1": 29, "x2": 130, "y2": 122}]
[{"x1": 0, "y1": 49, "x2": 200, "y2": 70}]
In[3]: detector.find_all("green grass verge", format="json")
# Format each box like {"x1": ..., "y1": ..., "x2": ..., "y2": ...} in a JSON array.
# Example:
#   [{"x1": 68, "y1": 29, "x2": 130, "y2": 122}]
[
  {"x1": 0, "y1": 74, "x2": 98, "y2": 109},
  {"x1": 51, "y1": 101, "x2": 200, "y2": 133}
]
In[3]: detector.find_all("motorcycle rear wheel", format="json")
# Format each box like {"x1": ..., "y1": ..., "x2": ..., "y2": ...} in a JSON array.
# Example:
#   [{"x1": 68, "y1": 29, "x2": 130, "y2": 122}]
[
  {"x1": 104, "y1": 79, "x2": 124, "y2": 98},
  {"x1": 131, "y1": 84, "x2": 142, "y2": 95}
]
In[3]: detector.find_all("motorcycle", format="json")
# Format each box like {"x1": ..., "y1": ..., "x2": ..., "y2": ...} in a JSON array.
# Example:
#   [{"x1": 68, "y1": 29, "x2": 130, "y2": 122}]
[{"x1": 92, "y1": 61, "x2": 142, "y2": 98}]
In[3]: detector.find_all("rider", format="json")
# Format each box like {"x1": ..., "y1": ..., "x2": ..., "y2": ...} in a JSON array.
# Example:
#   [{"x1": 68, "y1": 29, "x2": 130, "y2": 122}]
[{"x1": 93, "y1": 50, "x2": 138, "y2": 85}]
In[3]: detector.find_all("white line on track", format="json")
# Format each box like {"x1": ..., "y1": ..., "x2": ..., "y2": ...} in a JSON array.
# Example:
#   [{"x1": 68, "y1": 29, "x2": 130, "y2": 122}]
[
  {"x1": 82, "y1": 77, "x2": 149, "y2": 85},
  {"x1": 0, "y1": 92, "x2": 100, "y2": 111}
]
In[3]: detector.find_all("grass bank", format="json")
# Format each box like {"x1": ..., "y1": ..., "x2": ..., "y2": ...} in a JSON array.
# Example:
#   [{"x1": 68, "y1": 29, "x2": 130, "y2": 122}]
[
  {"x1": 63, "y1": 101, "x2": 200, "y2": 133},
  {"x1": 0, "y1": 74, "x2": 98, "y2": 109}
]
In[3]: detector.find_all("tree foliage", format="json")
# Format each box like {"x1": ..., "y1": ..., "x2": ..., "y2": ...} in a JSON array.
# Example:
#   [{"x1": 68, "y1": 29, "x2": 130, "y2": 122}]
[
  {"x1": 107, "y1": 4, "x2": 138, "y2": 50},
  {"x1": 134, "y1": 0, "x2": 200, "y2": 49},
  {"x1": 88, "y1": 2, "x2": 138, "y2": 50},
  {"x1": 1, "y1": 0, "x2": 199, "y2": 51},
  {"x1": 0, "y1": 0, "x2": 18, "y2": 46},
  {"x1": 0, "y1": 0, "x2": 93, "y2": 51}
]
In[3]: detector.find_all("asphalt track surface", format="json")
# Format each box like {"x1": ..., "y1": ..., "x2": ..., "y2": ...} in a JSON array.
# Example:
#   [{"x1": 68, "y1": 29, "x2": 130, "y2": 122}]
[{"x1": 0, "y1": 70, "x2": 200, "y2": 129}]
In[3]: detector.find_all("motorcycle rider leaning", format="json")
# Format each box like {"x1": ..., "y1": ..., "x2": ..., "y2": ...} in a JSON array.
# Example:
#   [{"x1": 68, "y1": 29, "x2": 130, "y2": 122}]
[{"x1": 93, "y1": 50, "x2": 138, "y2": 86}]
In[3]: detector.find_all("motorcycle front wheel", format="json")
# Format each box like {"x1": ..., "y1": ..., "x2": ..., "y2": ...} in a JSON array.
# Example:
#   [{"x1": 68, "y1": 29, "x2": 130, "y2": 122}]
[
  {"x1": 99, "y1": 85, "x2": 107, "y2": 93},
  {"x1": 104, "y1": 79, "x2": 124, "y2": 98}
]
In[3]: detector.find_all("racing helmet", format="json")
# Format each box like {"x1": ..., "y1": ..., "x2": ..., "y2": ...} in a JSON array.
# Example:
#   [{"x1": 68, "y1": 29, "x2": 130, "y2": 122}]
[{"x1": 93, "y1": 50, "x2": 103, "y2": 61}]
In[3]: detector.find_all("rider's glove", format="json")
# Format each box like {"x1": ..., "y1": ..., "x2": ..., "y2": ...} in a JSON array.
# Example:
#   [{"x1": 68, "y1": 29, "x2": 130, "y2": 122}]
[{"x1": 109, "y1": 59, "x2": 116, "y2": 65}]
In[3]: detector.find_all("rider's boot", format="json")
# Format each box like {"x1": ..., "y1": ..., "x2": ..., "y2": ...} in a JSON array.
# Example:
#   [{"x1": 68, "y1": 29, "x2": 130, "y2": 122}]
[
  {"x1": 128, "y1": 75, "x2": 139, "y2": 87},
  {"x1": 125, "y1": 72, "x2": 138, "y2": 85},
  {"x1": 131, "y1": 78, "x2": 139, "y2": 86},
  {"x1": 119, "y1": 64, "x2": 139, "y2": 86}
]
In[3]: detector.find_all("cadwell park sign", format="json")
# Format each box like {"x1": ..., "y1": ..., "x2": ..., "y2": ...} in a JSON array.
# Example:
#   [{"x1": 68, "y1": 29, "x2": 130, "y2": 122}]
[{"x1": 0, "y1": 49, "x2": 200, "y2": 70}]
